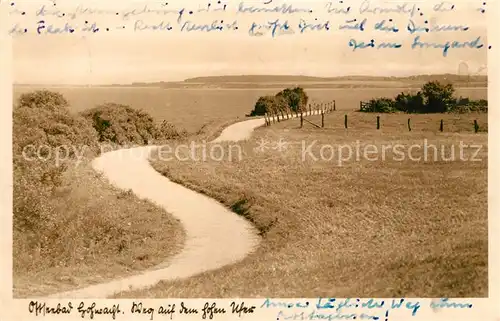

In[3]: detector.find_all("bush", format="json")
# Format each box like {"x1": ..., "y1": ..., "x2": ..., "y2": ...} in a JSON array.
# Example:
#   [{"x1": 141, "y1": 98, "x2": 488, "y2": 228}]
[
  {"x1": 81, "y1": 103, "x2": 185, "y2": 145},
  {"x1": 17, "y1": 90, "x2": 69, "y2": 111},
  {"x1": 13, "y1": 91, "x2": 99, "y2": 234},
  {"x1": 449, "y1": 98, "x2": 488, "y2": 113},
  {"x1": 361, "y1": 97, "x2": 397, "y2": 113},
  {"x1": 394, "y1": 91, "x2": 425, "y2": 113},
  {"x1": 157, "y1": 120, "x2": 188, "y2": 140},
  {"x1": 360, "y1": 82, "x2": 486, "y2": 114},
  {"x1": 13, "y1": 106, "x2": 99, "y2": 159}
]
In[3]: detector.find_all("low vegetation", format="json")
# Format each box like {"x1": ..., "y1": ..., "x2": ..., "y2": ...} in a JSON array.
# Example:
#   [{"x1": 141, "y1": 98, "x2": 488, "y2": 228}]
[
  {"x1": 13, "y1": 90, "x2": 185, "y2": 297},
  {"x1": 360, "y1": 81, "x2": 488, "y2": 113},
  {"x1": 81, "y1": 103, "x2": 187, "y2": 146}
]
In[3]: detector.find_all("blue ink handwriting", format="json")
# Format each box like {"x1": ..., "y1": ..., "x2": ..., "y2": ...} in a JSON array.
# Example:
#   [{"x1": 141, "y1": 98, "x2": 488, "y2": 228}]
[
  {"x1": 238, "y1": 2, "x2": 312, "y2": 14},
  {"x1": 374, "y1": 19, "x2": 399, "y2": 33},
  {"x1": 411, "y1": 35, "x2": 484, "y2": 56},
  {"x1": 180, "y1": 19, "x2": 238, "y2": 32},
  {"x1": 298, "y1": 18, "x2": 330, "y2": 33},
  {"x1": 36, "y1": 20, "x2": 76, "y2": 34},
  {"x1": 359, "y1": 0, "x2": 418, "y2": 17},
  {"x1": 339, "y1": 18, "x2": 367, "y2": 31},
  {"x1": 325, "y1": 1, "x2": 351, "y2": 14},
  {"x1": 407, "y1": 20, "x2": 469, "y2": 34},
  {"x1": 349, "y1": 38, "x2": 402, "y2": 50},
  {"x1": 134, "y1": 20, "x2": 173, "y2": 32},
  {"x1": 430, "y1": 298, "x2": 473, "y2": 309},
  {"x1": 260, "y1": 298, "x2": 310, "y2": 309},
  {"x1": 249, "y1": 19, "x2": 293, "y2": 37}
]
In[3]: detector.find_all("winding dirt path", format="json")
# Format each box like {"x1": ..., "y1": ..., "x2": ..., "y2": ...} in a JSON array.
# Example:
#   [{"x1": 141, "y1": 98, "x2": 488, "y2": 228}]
[
  {"x1": 46, "y1": 111, "x2": 316, "y2": 299},
  {"x1": 46, "y1": 117, "x2": 267, "y2": 299}
]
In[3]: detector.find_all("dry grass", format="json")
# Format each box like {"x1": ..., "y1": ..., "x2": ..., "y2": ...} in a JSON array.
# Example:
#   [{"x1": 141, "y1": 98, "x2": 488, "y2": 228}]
[
  {"x1": 13, "y1": 86, "x2": 486, "y2": 133},
  {"x1": 13, "y1": 158, "x2": 186, "y2": 298},
  {"x1": 12, "y1": 86, "x2": 488, "y2": 297},
  {"x1": 117, "y1": 112, "x2": 488, "y2": 298},
  {"x1": 300, "y1": 111, "x2": 488, "y2": 133}
]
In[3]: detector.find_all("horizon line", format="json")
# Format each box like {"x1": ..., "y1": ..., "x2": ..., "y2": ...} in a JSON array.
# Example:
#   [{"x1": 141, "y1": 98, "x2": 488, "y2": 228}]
[{"x1": 13, "y1": 72, "x2": 488, "y2": 87}]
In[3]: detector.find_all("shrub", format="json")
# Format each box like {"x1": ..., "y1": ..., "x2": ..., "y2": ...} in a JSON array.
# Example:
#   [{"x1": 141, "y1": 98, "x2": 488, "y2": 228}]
[
  {"x1": 449, "y1": 98, "x2": 488, "y2": 113},
  {"x1": 17, "y1": 90, "x2": 69, "y2": 111},
  {"x1": 13, "y1": 106, "x2": 99, "y2": 160},
  {"x1": 361, "y1": 97, "x2": 396, "y2": 113},
  {"x1": 80, "y1": 104, "x2": 148, "y2": 145},
  {"x1": 361, "y1": 82, "x2": 486, "y2": 114},
  {"x1": 157, "y1": 120, "x2": 188, "y2": 141},
  {"x1": 395, "y1": 91, "x2": 425, "y2": 113},
  {"x1": 13, "y1": 91, "x2": 99, "y2": 234}
]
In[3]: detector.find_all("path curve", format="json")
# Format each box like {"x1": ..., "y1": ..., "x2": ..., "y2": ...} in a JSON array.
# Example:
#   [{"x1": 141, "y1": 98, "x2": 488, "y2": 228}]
[
  {"x1": 45, "y1": 109, "x2": 319, "y2": 298},
  {"x1": 46, "y1": 117, "x2": 266, "y2": 299}
]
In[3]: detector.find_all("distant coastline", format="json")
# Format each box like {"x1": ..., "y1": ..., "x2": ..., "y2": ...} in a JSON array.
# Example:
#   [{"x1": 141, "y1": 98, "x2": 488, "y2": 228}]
[{"x1": 14, "y1": 74, "x2": 488, "y2": 89}]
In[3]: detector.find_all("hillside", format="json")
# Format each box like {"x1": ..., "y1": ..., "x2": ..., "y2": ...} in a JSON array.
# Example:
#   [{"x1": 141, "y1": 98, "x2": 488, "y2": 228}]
[{"x1": 183, "y1": 74, "x2": 487, "y2": 84}]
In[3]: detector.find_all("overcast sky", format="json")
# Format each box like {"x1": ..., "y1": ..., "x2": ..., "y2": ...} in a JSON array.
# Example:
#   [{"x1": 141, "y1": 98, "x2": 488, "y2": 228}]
[{"x1": 11, "y1": 0, "x2": 489, "y2": 84}]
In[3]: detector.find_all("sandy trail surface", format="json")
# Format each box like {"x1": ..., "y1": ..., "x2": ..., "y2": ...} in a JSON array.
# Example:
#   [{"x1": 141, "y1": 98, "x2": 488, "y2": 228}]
[
  {"x1": 45, "y1": 110, "x2": 316, "y2": 298},
  {"x1": 46, "y1": 118, "x2": 267, "y2": 299}
]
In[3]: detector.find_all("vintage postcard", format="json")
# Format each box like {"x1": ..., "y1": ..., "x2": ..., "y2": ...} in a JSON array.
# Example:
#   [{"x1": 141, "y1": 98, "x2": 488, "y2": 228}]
[{"x1": 0, "y1": 0, "x2": 498, "y2": 319}]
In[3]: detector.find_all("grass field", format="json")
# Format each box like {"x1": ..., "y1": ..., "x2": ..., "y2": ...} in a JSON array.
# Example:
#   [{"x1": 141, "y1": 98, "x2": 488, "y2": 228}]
[
  {"x1": 12, "y1": 85, "x2": 488, "y2": 297},
  {"x1": 13, "y1": 86, "x2": 487, "y2": 133},
  {"x1": 115, "y1": 111, "x2": 488, "y2": 298}
]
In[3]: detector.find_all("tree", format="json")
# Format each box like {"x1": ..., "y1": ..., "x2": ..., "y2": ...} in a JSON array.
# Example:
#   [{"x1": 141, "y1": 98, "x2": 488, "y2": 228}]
[
  {"x1": 250, "y1": 95, "x2": 289, "y2": 116},
  {"x1": 421, "y1": 81, "x2": 455, "y2": 113},
  {"x1": 276, "y1": 87, "x2": 309, "y2": 112}
]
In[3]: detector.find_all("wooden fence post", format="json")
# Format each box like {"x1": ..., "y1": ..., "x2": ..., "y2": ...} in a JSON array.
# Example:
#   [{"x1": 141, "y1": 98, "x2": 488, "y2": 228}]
[
  {"x1": 309, "y1": 104, "x2": 312, "y2": 114},
  {"x1": 474, "y1": 120, "x2": 479, "y2": 133},
  {"x1": 359, "y1": 101, "x2": 362, "y2": 111},
  {"x1": 334, "y1": 100, "x2": 336, "y2": 111},
  {"x1": 408, "y1": 118, "x2": 411, "y2": 131},
  {"x1": 277, "y1": 112, "x2": 280, "y2": 122},
  {"x1": 344, "y1": 114, "x2": 348, "y2": 129},
  {"x1": 265, "y1": 113, "x2": 268, "y2": 126},
  {"x1": 440, "y1": 119, "x2": 443, "y2": 132},
  {"x1": 376, "y1": 116, "x2": 380, "y2": 130},
  {"x1": 300, "y1": 112, "x2": 303, "y2": 128},
  {"x1": 321, "y1": 111, "x2": 325, "y2": 128}
]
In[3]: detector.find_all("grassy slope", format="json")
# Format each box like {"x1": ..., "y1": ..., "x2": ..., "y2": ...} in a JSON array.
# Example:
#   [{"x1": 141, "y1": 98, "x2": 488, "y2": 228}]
[
  {"x1": 118, "y1": 112, "x2": 487, "y2": 298},
  {"x1": 13, "y1": 158, "x2": 186, "y2": 298}
]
